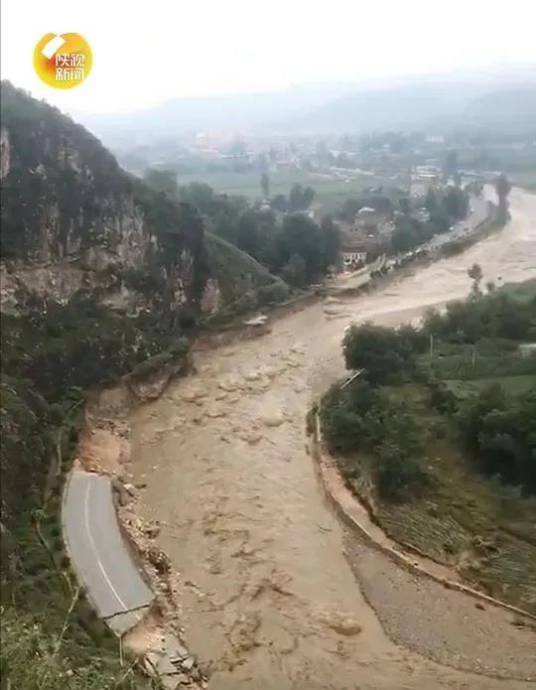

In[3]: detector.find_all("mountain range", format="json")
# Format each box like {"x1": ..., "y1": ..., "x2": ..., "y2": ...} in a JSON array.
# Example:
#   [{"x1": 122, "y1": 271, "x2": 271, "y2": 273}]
[{"x1": 78, "y1": 64, "x2": 536, "y2": 147}]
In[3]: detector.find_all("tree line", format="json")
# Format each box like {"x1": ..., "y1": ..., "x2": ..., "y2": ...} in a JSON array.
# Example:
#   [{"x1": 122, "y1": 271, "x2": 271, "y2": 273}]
[
  {"x1": 321, "y1": 285, "x2": 536, "y2": 499},
  {"x1": 144, "y1": 171, "x2": 340, "y2": 288}
]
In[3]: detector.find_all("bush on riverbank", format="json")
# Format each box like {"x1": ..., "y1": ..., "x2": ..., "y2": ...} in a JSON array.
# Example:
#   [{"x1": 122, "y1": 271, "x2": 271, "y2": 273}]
[{"x1": 321, "y1": 380, "x2": 430, "y2": 501}]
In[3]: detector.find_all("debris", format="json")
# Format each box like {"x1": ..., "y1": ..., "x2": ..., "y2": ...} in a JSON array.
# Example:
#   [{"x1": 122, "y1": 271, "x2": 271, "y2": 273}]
[
  {"x1": 145, "y1": 523, "x2": 161, "y2": 539},
  {"x1": 147, "y1": 546, "x2": 171, "y2": 574},
  {"x1": 244, "y1": 315, "x2": 268, "y2": 327},
  {"x1": 180, "y1": 656, "x2": 196, "y2": 671},
  {"x1": 260, "y1": 412, "x2": 284, "y2": 427},
  {"x1": 242, "y1": 432, "x2": 263, "y2": 445}
]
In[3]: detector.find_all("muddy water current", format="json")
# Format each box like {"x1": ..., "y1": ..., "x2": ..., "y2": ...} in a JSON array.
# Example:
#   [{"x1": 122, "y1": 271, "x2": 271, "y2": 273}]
[{"x1": 131, "y1": 188, "x2": 536, "y2": 689}]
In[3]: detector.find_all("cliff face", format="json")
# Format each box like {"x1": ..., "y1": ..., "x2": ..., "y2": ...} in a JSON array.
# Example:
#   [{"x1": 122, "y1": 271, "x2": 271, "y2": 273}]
[
  {"x1": 0, "y1": 83, "x2": 287, "y2": 523},
  {"x1": 0, "y1": 83, "x2": 213, "y2": 522},
  {"x1": 0, "y1": 82, "x2": 208, "y2": 316}
]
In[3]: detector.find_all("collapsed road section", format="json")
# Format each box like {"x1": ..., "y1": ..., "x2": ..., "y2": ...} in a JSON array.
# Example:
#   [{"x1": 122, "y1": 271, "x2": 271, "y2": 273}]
[{"x1": 62, "y1": 470, "x2": 153, "y2": 635}]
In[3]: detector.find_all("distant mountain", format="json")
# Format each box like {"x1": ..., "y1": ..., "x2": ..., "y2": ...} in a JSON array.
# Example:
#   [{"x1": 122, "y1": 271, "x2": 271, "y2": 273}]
[
  {"x1": 461, "y1": 87, "x2": 536, "y2": 132},
  {"x1": 80, "y1": 83, "x2": 358, "y2": 146},
  {"x1": 282, "y1": 75, "x2": 536, "y2": 135},
  {"x1": 77, "y1": 65, "x2": 536, "y2": 147},
  {"x1": 281, "y1": 82, "x2": 473, "y2": 133}
]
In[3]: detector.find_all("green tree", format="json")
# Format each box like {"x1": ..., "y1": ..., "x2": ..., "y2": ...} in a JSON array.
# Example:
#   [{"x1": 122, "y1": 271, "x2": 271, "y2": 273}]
[
  {"x1": 425, "y1": 188, "x2": 439, "y2": 215},
  {"x1": 261, "y1": 172, "x2": 270, "y2": 199},
  {"x1": 275, "y1": 214, "x2": 324, "y2": 281},
  {"x1": 495, "y1": 174, "x2": 512, "y2": 224},
  {"x1": 342, "y1": 323, "x2": 415, "y2": 384},
  {"x1": 391, "y1": 219, "x2": 420, "y2": 253},
  {"x1": 271, "y1": 194, "x2": 288, "y2": 213},
  {"x1": 458, "y1": 385, "x2": 536, "y2": 493},
  {"x1": 467, "y1": 263, "x2": 483, "y2": 296},
  {"x1": 320, "y1": 217, "x2": 341, "y2": 269},
  {"x1": 376, "y1": 439, "x2": 428, "y2": 501},
  {"x1": 289, "y1": 183, "x2": 315, "y2": 212},
  {"x1": 399, "y1": 197, "x2": 411, "y2": 215},
  {"x1": 444, "y1": 187, "x2": 469, "y2": 220},
  {"x1": 143, "y1": 167, "x2": 177, "y2": 197},
  {"x1": 281, "y1": 253, "x2": 307, "y2": 287}
]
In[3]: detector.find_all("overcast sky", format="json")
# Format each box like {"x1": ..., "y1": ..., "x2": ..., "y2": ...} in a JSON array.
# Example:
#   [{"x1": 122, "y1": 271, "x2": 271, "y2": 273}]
[{"x1": 2, "y1": 0, "x2": 535, "y2": 115}]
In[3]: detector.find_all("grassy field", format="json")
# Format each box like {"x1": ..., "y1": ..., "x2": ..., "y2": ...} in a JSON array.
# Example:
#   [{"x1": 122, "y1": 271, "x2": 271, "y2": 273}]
[
  {"x1": 443, "y1": 374, "x2": 536, "y2": 399},
  {"x1": 175, "y1": 168, "x2": 391, "y2": 211}
]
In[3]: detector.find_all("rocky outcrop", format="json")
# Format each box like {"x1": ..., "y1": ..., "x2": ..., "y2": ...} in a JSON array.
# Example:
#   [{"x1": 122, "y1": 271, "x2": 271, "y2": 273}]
[
  {"x1": 0, "y1": 81, "x2": 284, "y2": 526},
  {"x1": 0, "y1": 126, "x2": 9, "y2": 180},
  {"x1": 0, "y1": 82, "x2": 210, "y2": 525},
  {"x1": 0, "y1": 82, "x2": 208, "y2": 316}
]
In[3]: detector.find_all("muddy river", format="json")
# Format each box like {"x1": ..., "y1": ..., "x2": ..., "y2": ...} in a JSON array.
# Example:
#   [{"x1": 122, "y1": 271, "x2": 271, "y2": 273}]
[{"x1": 131, "y1": 188, "x2": 536, "y2": 690}]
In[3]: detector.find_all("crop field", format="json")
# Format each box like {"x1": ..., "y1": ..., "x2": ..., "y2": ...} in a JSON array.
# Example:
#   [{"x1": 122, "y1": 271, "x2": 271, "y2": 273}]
[
  {"x1": 342, "y1": 377, "x2": 536, "y2": 613},
  {"x1": 175, "y1": 168, "x2": 392, "y2": 211}
]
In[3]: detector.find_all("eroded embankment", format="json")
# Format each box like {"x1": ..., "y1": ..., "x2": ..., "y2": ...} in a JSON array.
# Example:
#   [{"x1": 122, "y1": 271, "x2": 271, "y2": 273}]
[{"x1": 126, "y1": 188, "x2": 536, "y2": 690}]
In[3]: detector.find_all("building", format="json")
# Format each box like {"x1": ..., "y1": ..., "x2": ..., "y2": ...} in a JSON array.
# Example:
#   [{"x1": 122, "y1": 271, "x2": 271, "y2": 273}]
[
  {"x1": 354, "y1": 206, "x2": 379, "y2": 231},
  {"x1": 519, "y1": 343, "x2": 536, "y2": 359},
  {"x1": 338, "y1": 227, "x2": 368, "y2": 269},
  {"x1": 341, "y1": 245, "x2": 367, "y2": 268},
  {"x1": 414, "y1": 208, "x2": 431, "y2": 223},
  {"x1": 410, "y1": 164, "x2": 442, "y2": 197}
]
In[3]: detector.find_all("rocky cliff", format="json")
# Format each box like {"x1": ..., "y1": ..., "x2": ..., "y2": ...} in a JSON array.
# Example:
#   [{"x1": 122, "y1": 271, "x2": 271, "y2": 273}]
[
  {"x1": 0, "y1": 83, "x2": 208, "y2": 523},
  {"x1": 0, "y1": 82, "x2": 288, "y2": 689},
  {"x1": 0, "y1": 82, "x2": 284, "y2": 524},
  {"x1": 1, "y1": 82, "x2": 210, "y2": 317}
]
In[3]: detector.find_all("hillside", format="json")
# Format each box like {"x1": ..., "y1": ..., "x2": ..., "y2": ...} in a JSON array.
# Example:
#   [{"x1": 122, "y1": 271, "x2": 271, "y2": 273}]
[
  {"x1": 284, "y1": 81, "x2": 536, "y2": 135},
  {"x1": 0, "y1": 82, "x2": 283, "y2": 688},
  {"x1": 0, "y1": 80, "x2": 285, "y2": 523}
]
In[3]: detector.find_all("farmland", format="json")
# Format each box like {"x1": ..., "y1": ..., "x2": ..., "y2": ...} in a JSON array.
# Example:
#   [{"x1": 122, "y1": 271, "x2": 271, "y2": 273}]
[{"x1": 322, "y1": 280, "x2": 536, "y2": 613}]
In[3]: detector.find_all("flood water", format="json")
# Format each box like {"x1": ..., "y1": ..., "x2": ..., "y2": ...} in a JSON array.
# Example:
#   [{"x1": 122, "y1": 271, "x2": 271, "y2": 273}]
[{"x1": 131, "y1": 188, "x2": 536, "y2": 690}]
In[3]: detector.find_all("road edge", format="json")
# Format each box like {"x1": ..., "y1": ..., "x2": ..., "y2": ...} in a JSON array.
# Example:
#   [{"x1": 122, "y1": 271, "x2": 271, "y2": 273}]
[{"x1": 61, "y1": 466, "x2": 155, "y2": 636}]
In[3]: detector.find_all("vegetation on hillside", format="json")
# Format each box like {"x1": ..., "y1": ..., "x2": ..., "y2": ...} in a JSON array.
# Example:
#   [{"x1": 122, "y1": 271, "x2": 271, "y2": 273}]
[
  {"x1": 0, "y1": 83, "x2": 203, "y2": 688},
  {"x1": 144, "y1": 172, "x2": 341, "y2": 287}
]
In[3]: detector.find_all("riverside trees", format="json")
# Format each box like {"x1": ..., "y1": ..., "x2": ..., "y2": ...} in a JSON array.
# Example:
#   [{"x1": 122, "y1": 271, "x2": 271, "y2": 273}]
[{"x1": 321, "y1": 283, "x2": 536, "y2": 501}]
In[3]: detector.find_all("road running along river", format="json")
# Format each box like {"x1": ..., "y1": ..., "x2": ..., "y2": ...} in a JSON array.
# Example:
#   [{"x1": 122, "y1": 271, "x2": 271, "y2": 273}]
[{"x1": 130, "y1": 188, "x2": 536, "y2": 690}]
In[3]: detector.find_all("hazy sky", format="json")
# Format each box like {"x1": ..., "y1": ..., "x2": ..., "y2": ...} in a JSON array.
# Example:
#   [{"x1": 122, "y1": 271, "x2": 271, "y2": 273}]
[{"x1": 2, "y1": 0, "x2": 535, "y2": 115}]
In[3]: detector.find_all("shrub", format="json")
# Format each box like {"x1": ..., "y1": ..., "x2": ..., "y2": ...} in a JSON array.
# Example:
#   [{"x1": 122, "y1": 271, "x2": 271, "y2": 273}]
[
  {"x1": 257, "y1": 280, "x2": 290, "y2": 306},
  {"x1": 342, "y1": 323, "x2": 416, "y2": 384},
  {"x1": 457, "y1": 384, "x2": 536, "y2": 493},
  {"x1": 375, "y1": 441, "x2": 429, "y2": 501}
]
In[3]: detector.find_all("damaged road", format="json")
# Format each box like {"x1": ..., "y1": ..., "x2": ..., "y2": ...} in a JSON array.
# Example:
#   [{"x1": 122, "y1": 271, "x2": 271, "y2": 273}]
[{"x1": 62, "y1": 470, "x2": 154, "y2": 635}]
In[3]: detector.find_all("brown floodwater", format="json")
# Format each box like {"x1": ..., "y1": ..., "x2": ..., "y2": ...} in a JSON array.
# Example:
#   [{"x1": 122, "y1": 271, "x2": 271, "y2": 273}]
[{"x1": 130, "y1": 188, "x2": 536, "y2": 690}]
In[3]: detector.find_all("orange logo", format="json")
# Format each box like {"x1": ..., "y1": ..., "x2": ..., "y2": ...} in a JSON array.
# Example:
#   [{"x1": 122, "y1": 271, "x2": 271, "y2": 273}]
[{"x1": 34, "y1": 33, "x2": 92, "y2": 89}]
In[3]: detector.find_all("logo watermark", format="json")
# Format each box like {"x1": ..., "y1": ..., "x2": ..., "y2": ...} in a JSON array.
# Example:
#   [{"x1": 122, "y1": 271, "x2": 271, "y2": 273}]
[{"x1": 34, "y1": 33, "x2": 92, "y2": 89}]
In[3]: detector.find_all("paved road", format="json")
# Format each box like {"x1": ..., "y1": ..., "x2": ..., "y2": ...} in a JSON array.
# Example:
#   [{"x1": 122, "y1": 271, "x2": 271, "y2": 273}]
[
  {"x1": 62, "y1": 470, "x2": 153, "y2": 634},
  {"x1": 425, "y1": 194, "x2": 490, "y2": 251}
]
